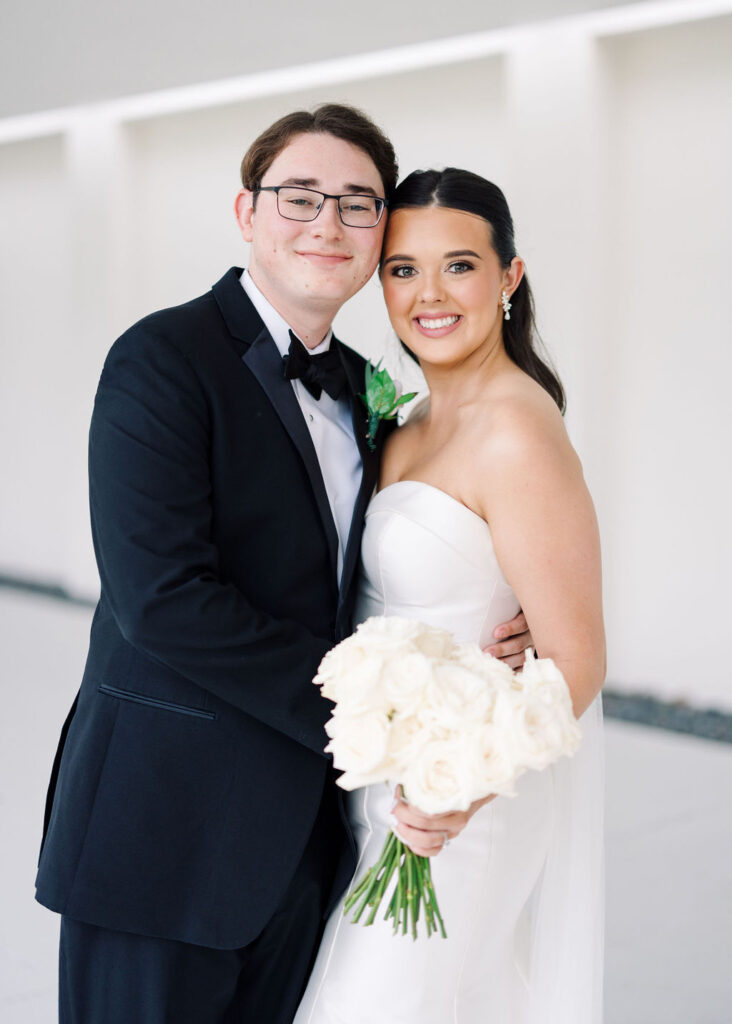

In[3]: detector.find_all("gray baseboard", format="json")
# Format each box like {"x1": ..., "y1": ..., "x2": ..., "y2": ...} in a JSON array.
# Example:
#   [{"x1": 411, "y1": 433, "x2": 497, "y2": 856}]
[
  {"x1": 601, "y1": 690, "x2": 732, "y2": 744},
  {"x1": 2, "y1": 573, "x2": 730, "y2": 744},
  {"x1": 0, "y1": 572, "x2": 96, "y2": 608}
]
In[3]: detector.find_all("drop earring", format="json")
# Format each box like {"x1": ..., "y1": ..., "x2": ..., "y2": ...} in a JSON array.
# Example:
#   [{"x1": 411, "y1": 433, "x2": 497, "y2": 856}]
[{"x1": 501, "y1": 290, "x2": 512, "y2": 321}]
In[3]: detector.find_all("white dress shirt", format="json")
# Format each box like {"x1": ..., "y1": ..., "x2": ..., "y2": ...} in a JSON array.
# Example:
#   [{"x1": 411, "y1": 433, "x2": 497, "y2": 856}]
[{"x1": 240, "y1": 270, "x2": 362, "y2": 584}]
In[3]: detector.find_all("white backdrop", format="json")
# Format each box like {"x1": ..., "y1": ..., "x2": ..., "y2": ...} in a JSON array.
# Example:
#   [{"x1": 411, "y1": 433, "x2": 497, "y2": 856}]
[{"x1": 1, "y1": 10, "x2": 730, "y2": 708}]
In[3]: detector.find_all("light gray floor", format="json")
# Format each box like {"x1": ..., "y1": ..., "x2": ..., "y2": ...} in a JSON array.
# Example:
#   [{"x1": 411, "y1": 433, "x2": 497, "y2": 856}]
[{"x1": 2, "y1": 588, "x2": 731, "y2": 1023}]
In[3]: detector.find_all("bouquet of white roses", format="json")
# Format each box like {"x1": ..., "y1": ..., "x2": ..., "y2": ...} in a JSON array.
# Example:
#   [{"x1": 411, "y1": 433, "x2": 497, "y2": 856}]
[{"x1": 314, "y1": 616, "x2": 581, "y2": 939}]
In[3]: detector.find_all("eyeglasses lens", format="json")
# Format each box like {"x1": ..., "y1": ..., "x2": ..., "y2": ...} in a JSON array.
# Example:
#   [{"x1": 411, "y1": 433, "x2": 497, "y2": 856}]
[{"x1": 276, "y1": 187, "x2": 382, "y2": 226}]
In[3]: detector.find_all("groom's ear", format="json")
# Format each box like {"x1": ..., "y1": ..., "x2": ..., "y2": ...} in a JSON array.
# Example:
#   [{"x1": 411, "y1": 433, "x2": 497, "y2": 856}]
[{"x1": 234, "y1": 189, "x2": 255, "y2": 243}]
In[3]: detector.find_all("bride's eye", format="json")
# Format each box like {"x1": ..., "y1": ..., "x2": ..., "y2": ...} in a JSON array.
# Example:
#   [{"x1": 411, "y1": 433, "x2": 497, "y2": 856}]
[
  {"x1": 390, "y1": 265, "x2": 417, "y2": 278},
  {"x1": 447, "y1": 261, "x2": 474, "y2": 274}
]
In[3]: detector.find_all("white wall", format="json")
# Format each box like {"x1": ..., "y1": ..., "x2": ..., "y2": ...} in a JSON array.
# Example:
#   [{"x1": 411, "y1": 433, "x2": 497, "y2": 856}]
[
  {"x1": 600, "y1": 17, "x2": 732, "y2": 706},
  {"x1": 1, "y1": 12, "x2": 730, "y2": 708},
  {"x1": 0, "y1": 136, "x2": 79, "y2": 583}
]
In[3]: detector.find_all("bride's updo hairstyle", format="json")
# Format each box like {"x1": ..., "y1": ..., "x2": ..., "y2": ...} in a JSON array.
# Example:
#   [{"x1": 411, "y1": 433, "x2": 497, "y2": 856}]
[{"x1": 386, "y1": 168, "x2": 566, "y2": 413}]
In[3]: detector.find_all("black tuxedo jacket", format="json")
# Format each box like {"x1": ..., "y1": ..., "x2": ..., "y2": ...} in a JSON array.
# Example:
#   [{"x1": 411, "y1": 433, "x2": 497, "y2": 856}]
[{"x1": 35, "y1": 267, "x2": 391, "y2": 949}]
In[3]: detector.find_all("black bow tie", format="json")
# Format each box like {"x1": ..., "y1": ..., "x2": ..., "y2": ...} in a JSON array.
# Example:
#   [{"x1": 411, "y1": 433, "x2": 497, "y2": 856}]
[{"x1": 283, "y1": 330, "x2": 346, "y2": 401}]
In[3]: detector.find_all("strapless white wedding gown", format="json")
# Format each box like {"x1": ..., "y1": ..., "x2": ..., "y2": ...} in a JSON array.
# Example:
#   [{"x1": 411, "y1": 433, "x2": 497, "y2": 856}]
[{"x1": 295, "y1": 481, "x2": 604, "y2": 1024}]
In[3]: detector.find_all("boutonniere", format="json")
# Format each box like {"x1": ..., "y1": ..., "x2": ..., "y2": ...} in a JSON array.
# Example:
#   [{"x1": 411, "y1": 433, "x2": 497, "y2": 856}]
[{"x1": 360, "y1": 360, "x2": 417, "y2": 452}]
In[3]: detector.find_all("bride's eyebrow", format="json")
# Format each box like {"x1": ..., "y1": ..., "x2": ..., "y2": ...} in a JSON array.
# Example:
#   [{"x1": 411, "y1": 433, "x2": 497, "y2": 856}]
[
  {"x1": 381, "y1": 254, "x2": 414, "y2": 266},
  {"x1": 382, "y1": 249, "x2": 483, "y2": 267},
  {"x1": 444, "y1": 249, "x2": 482, "y2": 259}
]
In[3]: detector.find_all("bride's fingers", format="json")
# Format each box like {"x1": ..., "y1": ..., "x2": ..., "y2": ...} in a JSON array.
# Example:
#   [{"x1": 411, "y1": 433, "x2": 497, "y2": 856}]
[
  {"x1": 391, "y1": 800, "x2": 453, "y2": 832},
  {"x1": 493, "y1": 610, "x2": 528, "y2": 640},
  {"x1": 414, "y1": 796, "x2": 497, "y2": 834},
  {"x1": 394, "y1": 821, "x2": 451, "y2": 858},
  {"x1": 484, "y1": 631, "x2": 531, "y2": 661},
  {"x1": 392, "y1": 804, "x2": 470, "y2": 843},
  {"x1": 502, "y1": 653, "x2": 527, "y2": 669}
]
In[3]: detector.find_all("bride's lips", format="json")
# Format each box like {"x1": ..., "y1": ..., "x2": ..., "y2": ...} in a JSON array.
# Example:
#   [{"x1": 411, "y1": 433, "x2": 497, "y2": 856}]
[
  {"x1": 296, "y1": 251, "x2": 352, "y2": 267},
  {"x1": 412, "y1": 314, "x2": 463, "y2": 338}
]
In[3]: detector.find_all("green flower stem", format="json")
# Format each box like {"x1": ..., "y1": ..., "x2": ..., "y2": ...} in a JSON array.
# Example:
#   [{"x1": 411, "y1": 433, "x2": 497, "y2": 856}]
[
  {"x1": 412, "y1": 857, "x2": 421, "y2": 928},
  {"x1": 366, "y1": 411, "x2": 381, "y2": 450},
  {"x1": 399, "y1": 842, "x2": 408, "y2": 930},
  {"x1": 349, "y1": 885, "x2": 375, "y2": 925},
  {"x1": 390, "y1": 849, "x2": 404, "y2": 934},
  {"x1": 345, "y1": 833, "x2": 394, "y2": 922},
  {"x1": 415, "y1": 856, "x2": 435, "y2": 935},
  {"x1": 424, "y1": 857, "x2": 447, "y2": 939},
  {"x1": 345, "y1": 833, "x2": 448, "y2": 939},
  {"x1": 406, "y1": 848, "x2": 416, "y2": 939},
  {"x1": 343, "y1": 866, "x2": 374, "y2": 910},
  {"x1": 401, "y1": 842, "x2": 409, "y2": 935},
  {"x1": 365, "y1": 842, "x2": 399, "y2": 925},
  {"x1": 384, "y1": 874, "x2": 399, "y2": 926},
  {"x1": 412, "y1": 854, "x2": 422, "y2": 939},
  {"x1": 343, "y1": 862, "x2": 377, "y2": 913}
]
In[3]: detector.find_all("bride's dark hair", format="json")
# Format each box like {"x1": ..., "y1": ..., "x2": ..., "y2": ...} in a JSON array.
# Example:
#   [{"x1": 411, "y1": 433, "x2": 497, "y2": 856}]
[{"x1": 385, "y1": 168, "x2": 566, "y2": 413}]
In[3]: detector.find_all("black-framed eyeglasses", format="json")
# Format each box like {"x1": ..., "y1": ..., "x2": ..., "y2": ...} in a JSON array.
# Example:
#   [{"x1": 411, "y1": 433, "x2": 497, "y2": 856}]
[{"x1": 254, "y1": 185, "x2": 388, "y2": 228}]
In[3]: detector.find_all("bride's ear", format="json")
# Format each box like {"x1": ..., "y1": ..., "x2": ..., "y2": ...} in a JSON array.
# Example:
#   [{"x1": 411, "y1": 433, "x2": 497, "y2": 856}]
[{"x1": 502, "y1": 257, "x2": 524, "y2": 298}]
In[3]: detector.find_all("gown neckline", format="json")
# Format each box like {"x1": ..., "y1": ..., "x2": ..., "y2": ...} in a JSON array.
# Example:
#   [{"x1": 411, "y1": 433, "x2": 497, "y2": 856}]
[{"x1": 372, "y1": 479, "x2": 487, "y2": 528}]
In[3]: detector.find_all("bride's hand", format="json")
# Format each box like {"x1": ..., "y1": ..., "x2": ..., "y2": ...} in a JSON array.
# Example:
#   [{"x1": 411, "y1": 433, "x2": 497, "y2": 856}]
[
  {"x1": 390, "y1": 786, "x2": 496, "y2": 857},
  {"x1": 484, "y1": 609, "x2": 533, "y2": 669}
]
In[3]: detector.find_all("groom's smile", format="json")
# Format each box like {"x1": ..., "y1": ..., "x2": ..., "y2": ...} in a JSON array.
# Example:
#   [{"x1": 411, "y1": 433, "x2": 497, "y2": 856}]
[{"x1": 295, "y1": 250, "x2": 353, "y2": 267}]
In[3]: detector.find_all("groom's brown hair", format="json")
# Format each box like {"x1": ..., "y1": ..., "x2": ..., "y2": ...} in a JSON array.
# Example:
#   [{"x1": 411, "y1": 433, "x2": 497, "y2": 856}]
[{"x1": 240, "y1": 103, "x2": 398, "y2": 200}]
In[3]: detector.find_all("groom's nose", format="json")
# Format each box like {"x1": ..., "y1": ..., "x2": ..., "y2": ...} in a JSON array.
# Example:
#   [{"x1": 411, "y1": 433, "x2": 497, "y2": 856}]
[{"x1": 309, "y1": 197, "x2": 344, "y2": 240}]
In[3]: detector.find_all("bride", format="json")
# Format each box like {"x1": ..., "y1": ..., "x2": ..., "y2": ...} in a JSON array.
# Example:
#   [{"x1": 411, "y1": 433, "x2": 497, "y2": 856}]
[{"x1": 295, "y1": 167, "x2": 606, "y2": 1023}]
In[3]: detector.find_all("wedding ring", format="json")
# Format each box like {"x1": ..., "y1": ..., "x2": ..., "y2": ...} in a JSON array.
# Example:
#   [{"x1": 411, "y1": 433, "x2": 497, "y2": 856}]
[{"x1": 442, "y1": 831, "x2": 450, "y2": 848}]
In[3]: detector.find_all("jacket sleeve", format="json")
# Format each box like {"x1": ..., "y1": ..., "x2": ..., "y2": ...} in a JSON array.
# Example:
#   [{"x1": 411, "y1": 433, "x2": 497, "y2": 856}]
[{"x1": 88, "y1": 325, "x2": 333, "y2": 756}]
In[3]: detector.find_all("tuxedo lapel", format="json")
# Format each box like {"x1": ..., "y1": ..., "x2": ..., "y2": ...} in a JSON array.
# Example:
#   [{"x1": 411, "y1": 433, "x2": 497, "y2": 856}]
[
  {"x1": 336, "y1": 341, "x2": 382, "y2": 619},
  {"x1": 213, "y1": 269, "x2": 340, "y2": 581}
]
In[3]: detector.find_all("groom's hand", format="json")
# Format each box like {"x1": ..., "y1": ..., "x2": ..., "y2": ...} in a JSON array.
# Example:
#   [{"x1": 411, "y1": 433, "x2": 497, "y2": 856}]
[
  {"x1": 390, "y1": 786, "x2": 496, "y2": 857},
  {"x1": 483, "y1": 610, "x2": 533, "y2": 669}
]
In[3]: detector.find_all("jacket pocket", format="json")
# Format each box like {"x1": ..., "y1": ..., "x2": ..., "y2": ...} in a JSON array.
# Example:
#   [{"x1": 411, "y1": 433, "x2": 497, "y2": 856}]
[{"x1": 98, "y1": 684, "x2": 216, "y2": 720}]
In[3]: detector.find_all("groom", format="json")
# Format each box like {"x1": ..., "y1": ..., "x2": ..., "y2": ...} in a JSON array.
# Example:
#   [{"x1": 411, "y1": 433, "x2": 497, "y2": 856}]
[{"x1": 36, "y1": 104, "x2": 531, "y2": 1023}]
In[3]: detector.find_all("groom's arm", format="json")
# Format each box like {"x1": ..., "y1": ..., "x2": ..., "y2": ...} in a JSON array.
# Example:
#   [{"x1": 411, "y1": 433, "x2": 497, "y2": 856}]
[{"x1": 89, "y1": 325, "x2": 332, "y2": 756}]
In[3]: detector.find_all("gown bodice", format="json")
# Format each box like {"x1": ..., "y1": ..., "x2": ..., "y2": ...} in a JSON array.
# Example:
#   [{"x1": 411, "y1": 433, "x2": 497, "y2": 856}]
[{"x1": 356, "y1": 479, "x2": 520, "y2": 646}]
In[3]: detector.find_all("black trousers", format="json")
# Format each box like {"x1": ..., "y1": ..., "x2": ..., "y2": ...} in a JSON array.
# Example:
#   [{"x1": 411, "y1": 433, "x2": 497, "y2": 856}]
[{"x1": 59, "y1": 781, "x2": 343, "y2": 1024}]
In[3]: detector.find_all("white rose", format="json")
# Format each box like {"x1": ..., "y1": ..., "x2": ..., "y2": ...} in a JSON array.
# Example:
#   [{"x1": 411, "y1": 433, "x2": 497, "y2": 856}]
[
  {"x1": 385, "y1": 712, "x2": 428, "y2": 776},
  {"x1": 419, "y1": 661, "x2": 493, "y2": 732},
  {"x1": 466, "y1": 722, "x2": 522, "y2": 798},
  {"x1": 355, "y1": 616, "x2": 455, "y2": 659},
  {"x1": 323, "y1": 654, "x2": 388, "y2": 715},
  {"x1": 381, "y1": 651, "x2": 433, "y2": 716},
  {"x1": 451, "y1": 644, "x2": 515, "y2": 689},
  {"x1": 400, "y1": 737, "x2": 475, "y2": 814},
  {"x1": 314, "y1": 635, "x2": 371, "y2": 699},
  {"x1": 491, "y1": 685, "x2": 580, "y2": 772},
  {"x1": 355, "y1": 616, "x2": 424, "y2": 651},
  {"x1": 518, "y1": 653, "x2": 574, "y2": 706},
  {"x1": 325, "y1": 710, "x2": 392, "y2": 784},
  {"x1": 412, "y1": 623, "x2": 455, "y2": 659},
  {"x1": 516, "y1": 654, "x2": 581, "y2": 759}
]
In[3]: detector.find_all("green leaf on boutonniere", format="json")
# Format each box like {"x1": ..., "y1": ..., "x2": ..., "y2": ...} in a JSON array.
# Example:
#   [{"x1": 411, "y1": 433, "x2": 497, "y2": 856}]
[{"x1": 360, "y1": 360, "x2": 418, "y2": 451}]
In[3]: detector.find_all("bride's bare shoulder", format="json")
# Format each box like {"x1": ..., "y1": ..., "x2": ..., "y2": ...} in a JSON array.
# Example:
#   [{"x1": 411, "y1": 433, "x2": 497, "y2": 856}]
[{"x1": 470, "y1": 373, "x2": 577, "y2": 474}]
